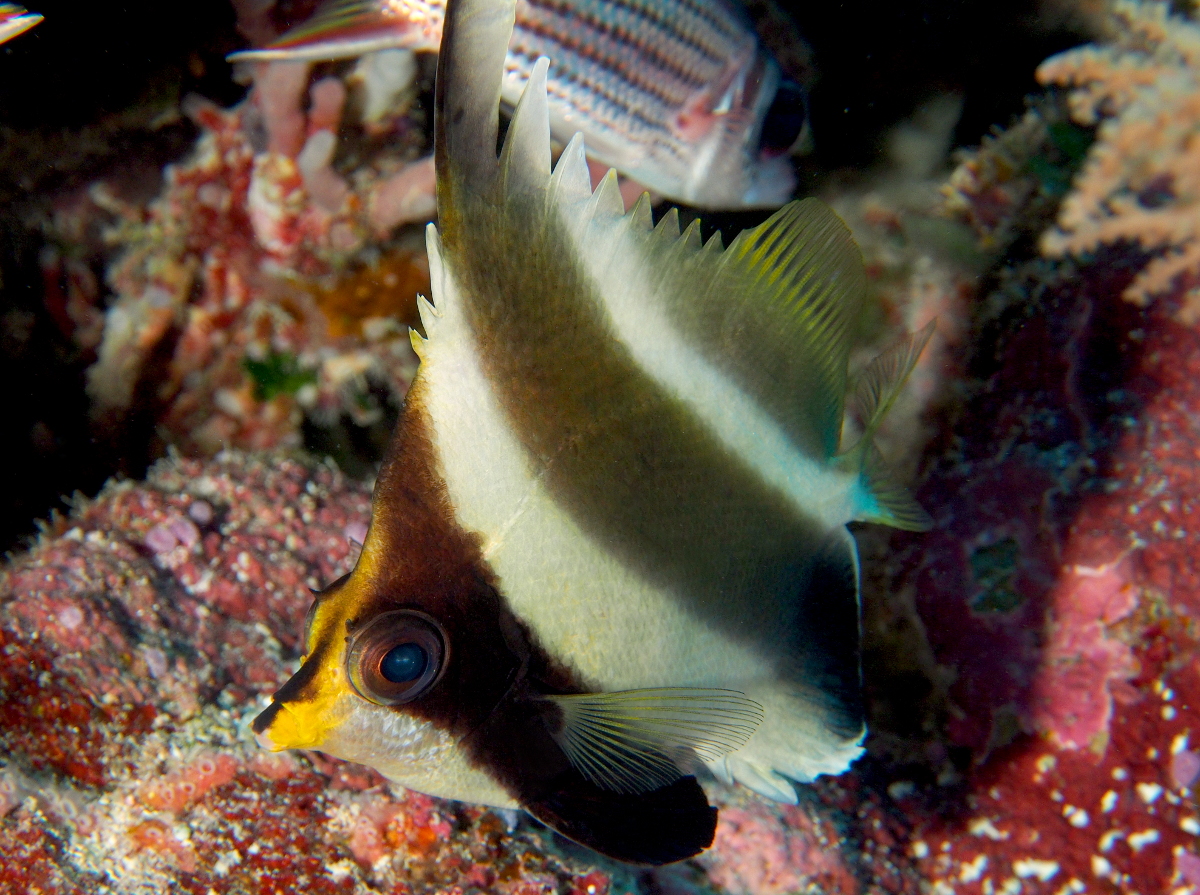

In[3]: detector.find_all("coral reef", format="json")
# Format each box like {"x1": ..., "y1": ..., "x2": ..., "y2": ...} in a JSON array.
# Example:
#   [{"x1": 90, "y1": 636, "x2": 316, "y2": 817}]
[
  {"x1": 879, "y1": 255, "x2": 1200, "y2": 891},
  {"x1": 0, "y1": 453, "x2": 618, "y2": 893},
  {"x1": 5, "y1": 3, "x2": 1200, "y2": 893},
  {"x1": 81, "y1": 49, "x2": 436, "y2": 458},
  {"x1": 1037, "y1": 0, "x2": 1200, "y2": 318},
  {"x1": 941, "y1": 98, "x2": 1094, "y2": 254}
]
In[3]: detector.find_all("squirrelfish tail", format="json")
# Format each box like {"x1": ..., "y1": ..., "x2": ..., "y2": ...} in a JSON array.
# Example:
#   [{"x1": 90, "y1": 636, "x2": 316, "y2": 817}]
[
  {"x1": 434, "y1": 0, "x2": 514, "y2": 214},
  {"x1": 0, "y1": 4, "x2": 41, "y2": 45},
  {"x1": 226, "y1": 0, "x2": 443, "y2": 62}
]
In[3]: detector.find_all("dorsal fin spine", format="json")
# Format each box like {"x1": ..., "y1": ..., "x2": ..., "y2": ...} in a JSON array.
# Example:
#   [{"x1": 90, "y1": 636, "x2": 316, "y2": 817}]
[
  {"x1": 631, "y1": 193, "x2": 654, "y2": 231},
  {"x1": 548, "y1": 133, "x2": 591, "y2": 208},
  {"x1": 434, "y1": 0, "x2": 515, "y2": 217},
  {"x1": 499, "y1": 56, "x2": 552, "y2": 199},
  {"x1": 594, "y1": 169, "x2": 625, "y2": 218}
]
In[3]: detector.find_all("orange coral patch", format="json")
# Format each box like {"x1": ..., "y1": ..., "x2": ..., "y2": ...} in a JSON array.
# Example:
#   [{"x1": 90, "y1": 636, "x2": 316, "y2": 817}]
[{"x1": 313, "y1": 247, "x2": 430, "y2": 339}]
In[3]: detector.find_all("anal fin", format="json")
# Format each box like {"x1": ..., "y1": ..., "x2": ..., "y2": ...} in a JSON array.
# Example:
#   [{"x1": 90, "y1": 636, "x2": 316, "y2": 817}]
[{"x1": 525, "y1": 775, "x2": 717, "y2": 866}]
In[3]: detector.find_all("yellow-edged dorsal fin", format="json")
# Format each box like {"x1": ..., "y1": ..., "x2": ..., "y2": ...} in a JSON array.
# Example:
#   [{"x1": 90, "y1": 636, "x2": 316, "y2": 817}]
[
  {"x1": 563, "y1": 196, "x2": 868, "y2": 464},
  {"x1": 697, "y1": 199, "x2": 867, "y2": 459}
]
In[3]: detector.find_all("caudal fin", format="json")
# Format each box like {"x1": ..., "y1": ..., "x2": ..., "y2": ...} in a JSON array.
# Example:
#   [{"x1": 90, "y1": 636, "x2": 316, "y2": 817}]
[{"x1": 840, "y1": 322, "x2": 935, "y2": 532}]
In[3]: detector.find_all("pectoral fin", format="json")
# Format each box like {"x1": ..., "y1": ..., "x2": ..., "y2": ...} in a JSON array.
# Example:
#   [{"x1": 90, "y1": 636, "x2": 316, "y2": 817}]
[
  {"x1": 469, "y1": 692, "x2": 723, "y2": 864},
  {"x1": 852, "y1": 320, "x2": 935, "y2": 440},
  {"x1": 542, "y1": 688, "x2": 764, "y2": 794}
]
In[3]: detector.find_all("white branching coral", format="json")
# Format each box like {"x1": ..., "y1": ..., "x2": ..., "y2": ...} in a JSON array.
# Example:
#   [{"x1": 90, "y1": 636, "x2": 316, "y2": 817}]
[{"x1": 1037, "y1": 0, "x2": 1200, "y2": 315}]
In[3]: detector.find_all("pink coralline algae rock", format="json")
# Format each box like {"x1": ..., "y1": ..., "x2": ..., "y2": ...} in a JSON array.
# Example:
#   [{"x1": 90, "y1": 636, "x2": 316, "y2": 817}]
[
  {"x1": 1028, "y1": 560, "x2": 1139, "y2": 752},
  {"x1": 879, "y1": 250, "x2": 1200, "y2": 893},
  {"x1": 699, "y1": 797, "x2": 858, "y2": 894},
  {"x1": 0, "y1": 453, "x2": 617, "y2": 893},
  {"x1": 1172, "y1": 748, "x2": 1200, "y2": 791}
]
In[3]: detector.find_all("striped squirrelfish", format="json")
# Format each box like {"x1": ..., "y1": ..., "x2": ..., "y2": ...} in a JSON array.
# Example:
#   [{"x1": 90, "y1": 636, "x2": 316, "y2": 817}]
[
  {"x1": 252, "y1": 0, "x2": 932, "y2": 865},
  {"x1": 228, "y1": 0, "x2": 807, "y2": 209},
  {"x1": 0, "y1": 4, "x2": 41, "y2": 45}
]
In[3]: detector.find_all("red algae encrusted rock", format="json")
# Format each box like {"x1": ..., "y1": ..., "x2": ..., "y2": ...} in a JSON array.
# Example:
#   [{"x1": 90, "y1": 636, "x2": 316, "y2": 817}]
[
  {"x1": 7, "y1": 268, "x2": 1200, "y2": 894},
  {"x1": 875, "y1": 246, "x2": 1200, "y2": 893},
  {"x1": 0, "y1": 452, "x2": 929, "y2": 895},
  {"x1": 82, "y1": 93, "x2": 424, "y2": 459},
  {"x1": 0, "y1": 453, "x2": 615, "y2": 893}
]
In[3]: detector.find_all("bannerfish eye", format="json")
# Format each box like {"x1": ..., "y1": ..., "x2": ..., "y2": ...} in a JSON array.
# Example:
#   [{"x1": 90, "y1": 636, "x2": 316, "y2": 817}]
[
  {"x1": 381, "y1": 642, "x2": 428, "y2": 683},
  {"x1": 346, "y1": 610, "x2": 448, "y2": 705},
  {"x1": 759, "y1": 80, "x2": 808, "y2": 157}
]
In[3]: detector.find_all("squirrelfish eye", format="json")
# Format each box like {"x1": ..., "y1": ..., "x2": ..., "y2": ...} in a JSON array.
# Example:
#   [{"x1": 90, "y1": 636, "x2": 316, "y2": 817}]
[
  {"x1": 759, "y1": 80, "x2": 808, "y2": 157},
  {"x1": 346, "y1": 610, "x2": 448, "y2": 706}
]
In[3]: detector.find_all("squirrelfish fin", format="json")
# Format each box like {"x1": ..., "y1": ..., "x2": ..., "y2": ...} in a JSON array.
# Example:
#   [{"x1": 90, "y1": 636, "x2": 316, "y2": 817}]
[
  {"x1": 0, "y1": 4, "x2": 41, "y2": 45},
  {"x1": 543, "y1": 688, "x2": 764, "y2": 795},
  {"x1": 226, "y1": 0, "x2": 442, "y2": 62}
]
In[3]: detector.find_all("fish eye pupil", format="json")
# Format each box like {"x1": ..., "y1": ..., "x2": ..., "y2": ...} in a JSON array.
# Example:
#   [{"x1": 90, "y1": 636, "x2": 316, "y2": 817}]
[{"x1": 380, "y1": 642, "x2": 428, "y2": 683}]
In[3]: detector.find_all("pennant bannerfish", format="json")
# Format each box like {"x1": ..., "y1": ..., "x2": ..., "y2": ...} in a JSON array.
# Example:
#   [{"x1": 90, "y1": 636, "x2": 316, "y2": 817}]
[
  {"x1": 0, "y1": 4, "x2": 41, "y2": 45},
  {"x1": 252, "y1": 0, "x2": 933, "y2": 865},
  {"x1": 228, "y1": 0, "x2": 807, "y2": 209}
]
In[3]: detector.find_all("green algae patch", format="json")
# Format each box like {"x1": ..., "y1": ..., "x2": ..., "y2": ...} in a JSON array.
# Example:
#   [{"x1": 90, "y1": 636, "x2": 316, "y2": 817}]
[{"x1": 243, "y1": 351, "x2": 317, "y2": 401}]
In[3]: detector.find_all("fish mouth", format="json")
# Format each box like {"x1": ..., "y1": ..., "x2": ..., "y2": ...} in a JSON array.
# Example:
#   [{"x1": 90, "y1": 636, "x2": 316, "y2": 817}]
[
  {"x1": 251, "y1": 697, "x2": 332, "y2": 752},
  {"x1": 251, "y1": 701, "x2": 285, "y2": 750}
]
